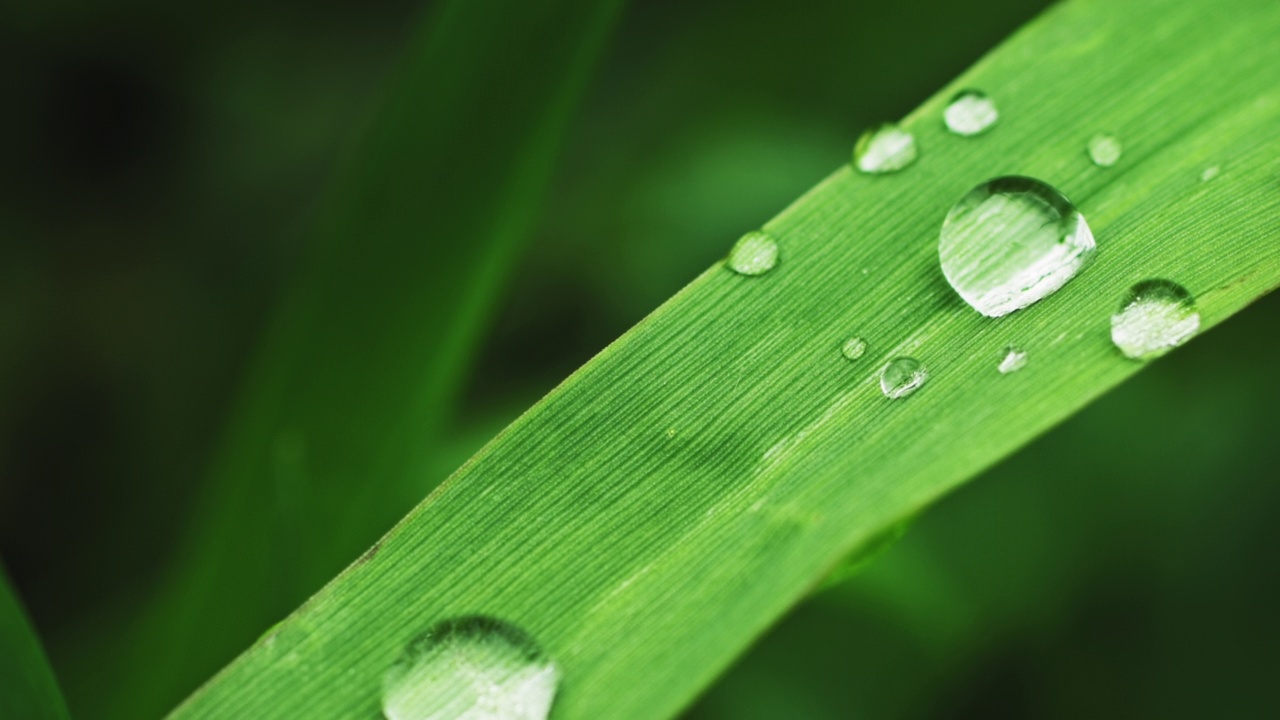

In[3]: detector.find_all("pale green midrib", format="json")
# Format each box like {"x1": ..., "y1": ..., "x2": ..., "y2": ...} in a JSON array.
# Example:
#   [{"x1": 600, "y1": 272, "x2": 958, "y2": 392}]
[{"x1": 169, "y1": 0, "x2": 1280, "y2": 717}]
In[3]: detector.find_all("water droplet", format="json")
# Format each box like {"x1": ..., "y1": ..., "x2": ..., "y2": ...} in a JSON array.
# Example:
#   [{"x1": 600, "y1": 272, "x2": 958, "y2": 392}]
[
  {"x1": 1110, "y1": 279, "x2": 1200, "y2": 360},
  {"x1": 943, "y1": 90, "x2": 999, "y2": 136},
  {"x1": 1087, "y1": 133, "x2": 1122, "y2": 167},
  {"x1": 879, "y1": 357, "x2": 928, "y2": 399},
  {"x1": 997, "y1": 345, "x2": 1027, "y2": 374},
  {"x1": 1200, "y1": 165, "x2": 1220, "y2": 182},
  {"x1": 853, "y1": 123, "x2": 918, "y2": 174},
  {"x1": 840, "y1": 337, "x2": 868, "y2": 361},
  {"x1": 939, "y1": 176, "x2": 1096, "y2": 317},
  {"x1": 382, "y1": 616, "x2": 559, "y2": 720},
  {"x1": 726, "y1": 230, "x2": 779, "y2": 276}
]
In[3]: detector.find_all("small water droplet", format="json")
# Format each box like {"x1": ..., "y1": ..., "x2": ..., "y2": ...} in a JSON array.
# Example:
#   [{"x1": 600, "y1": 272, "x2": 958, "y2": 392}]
[
  {"x1": 879, "y1": 357, "x2": 928, "y2": 399},
  {"x1": 853, "y1": 123, "x2": 918, "y2": 174},
  {"x1": 382, "y1": 616, "x2": 559, "y2": 720},
  {"x1": 997, "y1": 345, "x2": 1027, "y2": 374},
  {"x1": 943, "y1": 90, "x2": 999, "y2": 136},
  {"x1": 1110, "y1": 279, "x2": 1200, "y2": 360},
  {"x1": 1087, "y1": 133, "x2": 1122, "y2": 167},
  {"x1": 726, "y1": 230, "x2": 779, "y2": 276},
  {"x1": 1200, "y1": 165, "x2": 1220, "y2": 182},
  {"x1": 840, "y1": 337, "x2": 867, "y2": 361},
  {"x1": 939, "y1": 176, "x2": 1096, "y2": 317}
]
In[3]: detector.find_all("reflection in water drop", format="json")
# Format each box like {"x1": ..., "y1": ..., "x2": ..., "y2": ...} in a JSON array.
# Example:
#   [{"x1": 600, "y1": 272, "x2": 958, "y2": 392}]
[
  {"x1": 880, "y1": 357, "x2": 928, "y2": 399},
  {"x1": 726, "y1": 230, "x2": 779, "y2": 276},
  {"x1": 997, "y1": 345, "x2": 1027, "y2": 374},
  {"x1": 1110, "y1": 279, "x2": 1200, "y2": 360},
  {"x1": 1087, "y1": 133, "x2": 1122, "y2": 167},
  {"x1": 944, "y1": 90, "x2": 999, "y2": 136},
  {"x1": 939, "y1": 176, "x2": 1095, "y2": 317},
  {"x1": 853, "y1": 123, "x2": 918, "y2": 174},
  {"x1": 382, "y1": 616, "x2": 559, "y2": 720},
  {"x1": 840, "y1": 337, "x2": 868, "y2": 361}
]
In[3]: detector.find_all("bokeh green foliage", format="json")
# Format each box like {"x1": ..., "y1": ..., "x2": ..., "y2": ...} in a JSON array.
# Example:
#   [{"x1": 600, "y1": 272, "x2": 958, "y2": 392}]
[
  {"x1": 40, "y1": 0, "x2": 627, "y2": 716},
  {"x1": 0, "y1": 0, "x2": 1277, "y2": 717},
  {"x1": 1, "y1": 566, "x2": 69, "y2": 720}
]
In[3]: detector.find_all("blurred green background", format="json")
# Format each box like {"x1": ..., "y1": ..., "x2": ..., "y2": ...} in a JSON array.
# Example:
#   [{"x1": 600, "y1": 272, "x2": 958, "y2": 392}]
[{"x1": 1, "y1": 0, "x2": 1277, "y2": 717}]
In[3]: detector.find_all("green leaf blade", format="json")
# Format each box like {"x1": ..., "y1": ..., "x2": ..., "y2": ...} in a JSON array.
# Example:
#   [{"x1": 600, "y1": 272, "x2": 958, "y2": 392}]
[{"x1": 171, "y1": 0, "x2": 1280, "y2": 717}]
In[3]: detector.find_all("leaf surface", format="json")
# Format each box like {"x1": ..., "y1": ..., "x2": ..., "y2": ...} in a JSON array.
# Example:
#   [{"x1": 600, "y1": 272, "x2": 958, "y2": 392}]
[{"x1": 171, "y1": 0, "x2": 1280, "y2": 716}]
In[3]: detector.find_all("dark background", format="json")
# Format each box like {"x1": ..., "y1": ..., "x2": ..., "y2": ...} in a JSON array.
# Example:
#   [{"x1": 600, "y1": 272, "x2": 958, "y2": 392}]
[{"x1": 1, "y1": 0, "x2": 1277, "y2": 717}]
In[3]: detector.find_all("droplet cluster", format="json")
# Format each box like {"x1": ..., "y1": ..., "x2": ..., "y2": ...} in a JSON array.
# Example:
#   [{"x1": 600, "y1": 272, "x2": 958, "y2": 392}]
[{"x1": 721, "y1": 85, "x2": 1199, "y2": 409}]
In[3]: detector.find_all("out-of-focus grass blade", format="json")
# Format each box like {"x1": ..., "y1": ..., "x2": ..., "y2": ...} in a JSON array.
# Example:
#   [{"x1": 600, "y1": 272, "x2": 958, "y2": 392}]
[
  {"x1": 1, "y1": 564, "x2": 70, "y2": 720},
  {"x1": 171, "y1": 0, "x2": 1280, "y2": 717},
  {"x1": 67, "y1": 0, "x2": 626, "y2": 717}
]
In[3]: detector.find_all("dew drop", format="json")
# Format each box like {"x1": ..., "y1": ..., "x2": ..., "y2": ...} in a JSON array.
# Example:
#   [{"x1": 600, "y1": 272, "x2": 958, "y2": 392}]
[
  {"x1": 1087, "y1": 133, "x2": 1122, "y2": 167},
  {"x1": 997, "y1": 345, "x2": 1027, "y2": 374},
  {"x1": 939, "y1": 176, "x2": 1095, "y2": 317},
  {"x1": 382, "y1": 616, "x2": 559, "y2": 720},
  {"x1": 879, "y1": 357, "x2": 928, "y2": 399},
  {"x1": 726, "y1": 230, "x2": 779, "y2": 276},
  {"x1": 1200, "y1": 165, "x2": 1220, "y2": 182},
  {"x1": 1110, "y1": 279, "x2": 1200, "y2": 360},
  {"x1": 943, "y1": 90, "x2": 999, "y2": 136},
  {"x1": 840, "y1": 337, "x2": 868, "y2": 361},
  {"x1": 853, "y1": 123, "x2": 918, "y2": 174}
]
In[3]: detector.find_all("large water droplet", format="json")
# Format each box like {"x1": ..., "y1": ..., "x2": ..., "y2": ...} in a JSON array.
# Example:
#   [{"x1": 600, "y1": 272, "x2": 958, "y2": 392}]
[
  {"x1": 1110, "y1": 279, "x2": 1200, "y2": 360},
  {"x1": 997, "y1": 345, "x2": 1027, "y2": 374},
  {"x1": 840, "y1": 337, "x2": 868, "y2": 361},
  {"x1": 1087, "y1": 133, "x2": 1122, "y2": 167},
  {"x1": 879, "y1": 357, "x2": 928, "y2": 399},
  {"x1": 853, "y1": 123, "x2": 917, "y2": 174},
  {"x1": 382, "y1": 616, "x2": 559, "y2": 720},
  {"x1": 944, "y1": 90, "x2": 998, "y2": 136},
  {"x1": 938, "y1": 176, "x2": 1096, "y2": 317},
  {"x1": 726, "y1": 230, "x2": 779, "y2": 276},
  {"x1": 1200, "y1": 165, "x2": 1220, "y2": 182}
]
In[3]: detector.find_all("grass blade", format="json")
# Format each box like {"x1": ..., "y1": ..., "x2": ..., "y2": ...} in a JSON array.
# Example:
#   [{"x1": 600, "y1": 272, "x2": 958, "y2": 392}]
[
  {"x1": 72, "y1": 0, "x2": 627, "y2": 717},
  {"x1": 170, "y1": 0, "x2": 1280, "y2": 716},
  {"x1": 1, "y1": 565, "x2": 70, "y2": 720}
]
